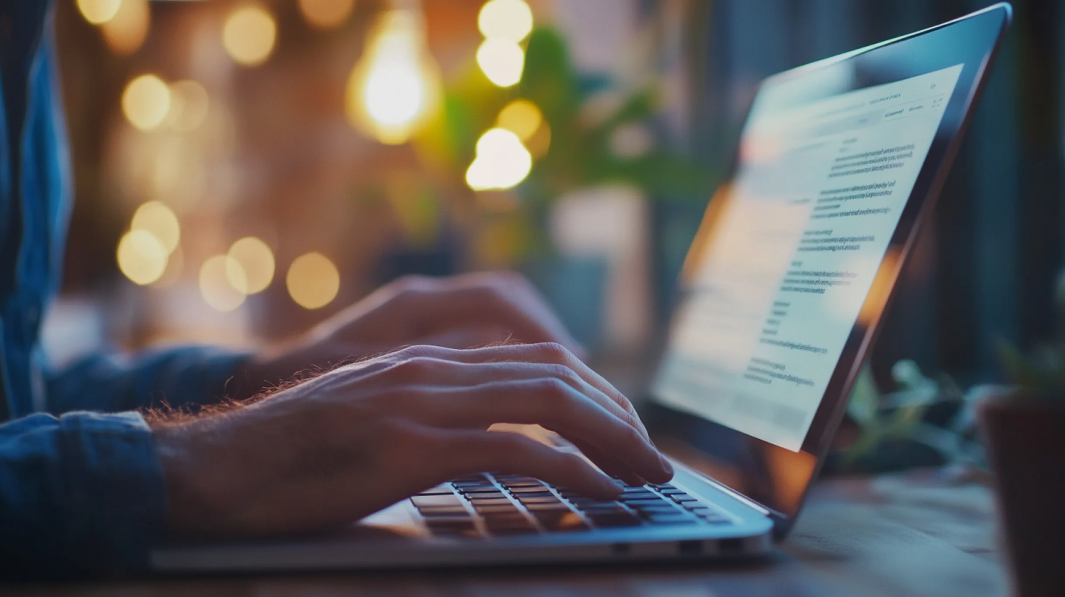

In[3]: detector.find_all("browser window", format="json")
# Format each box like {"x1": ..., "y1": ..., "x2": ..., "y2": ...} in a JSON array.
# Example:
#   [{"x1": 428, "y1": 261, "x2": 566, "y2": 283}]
[{"x1": 653, "y1": 64, "x2": 964, "y2": 452}]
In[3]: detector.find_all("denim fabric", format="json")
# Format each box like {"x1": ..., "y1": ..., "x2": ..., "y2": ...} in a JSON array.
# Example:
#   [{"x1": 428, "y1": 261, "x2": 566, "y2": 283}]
[{"x1": 0, "y1": 1, "x2": 253, "y2": 577}]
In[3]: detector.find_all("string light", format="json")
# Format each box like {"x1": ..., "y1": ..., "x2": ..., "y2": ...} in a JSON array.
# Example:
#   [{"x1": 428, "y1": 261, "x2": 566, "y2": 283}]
[
  {"x1": 130, "y1": 201, "x2": 180, "y2": 254},
  {"x1": 76, "y1": 0, "x2": 121, "y2": 25},
  {"x1": 122, "y1": 74, "x2": 171, "y2": 131},
  {"x1": 496, "y1": 99, "x2": 542, "y2": 141},
  {"x1": 476, "y1": 38, "x2": 524, "y2": 88},
  {"x1": 200, "y1": 255, "x2": 247, "y2": 312},
  {"x1": 100, "y1": 0, "x2": 149, "y2": 56},
  {"x1": 466, "y1": 128, "x2": 532, "y2": 191},
  {"x1": 298, "y1": 0, "x2": 355, "y2": 30},
  {"x1": 223, "y1": 5, "x2": 277, "y2": 67},
  {"x1": 478, "y1": 0, "x2": 533, "y2": 42},
  {"x1": 287, "y1": 252, "x2": 340, "y2": 309},
  {"x1": 117, "y1": 230, "x2": 168, "y2": 286},
  {"x1": 227, "y1": 237, "x2": 275, "y2": 294}
]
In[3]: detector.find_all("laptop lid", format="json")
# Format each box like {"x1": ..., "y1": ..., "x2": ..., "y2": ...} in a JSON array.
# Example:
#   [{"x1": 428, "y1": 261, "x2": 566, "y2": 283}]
[{"x1": 644, "y1": 4, "x2": 1011, "y2": 538}]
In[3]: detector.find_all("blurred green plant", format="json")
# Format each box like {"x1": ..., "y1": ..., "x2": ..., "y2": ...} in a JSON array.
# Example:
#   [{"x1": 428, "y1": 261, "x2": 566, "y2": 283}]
[
  {"x1": 416, "y1": 27, "x2": 715, "y2": 263},
  {"x1": 996, "y1": 272, "x2": 1065, "y2": 398}
]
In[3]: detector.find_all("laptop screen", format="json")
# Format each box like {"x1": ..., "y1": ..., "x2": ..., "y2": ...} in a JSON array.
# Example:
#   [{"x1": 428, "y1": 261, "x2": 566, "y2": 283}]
[
  {"x1": 645, "y1": 4, "x2": 1009, "y2": 536},
  {"x1": 653, "y1": 65, "x2": 963, "y2": 453}
]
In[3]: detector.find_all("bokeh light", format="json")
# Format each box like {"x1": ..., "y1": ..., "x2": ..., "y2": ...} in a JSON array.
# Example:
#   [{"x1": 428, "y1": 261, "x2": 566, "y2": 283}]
[
  {"x1": 346, "y1": 10, "x2": 440, "y2": 145},
  {"x1": 200, "y1": 255, "x2": 247, "y2": 312},
  {"x1": 117, "y1": 230, "x2": 168, "y2": 286},
  {"x1": 478, "y1": 0, "x2": 534, "y2": 43},
  {"x1": 496, "y1": 99, "x2": 542, "y2": 141},
  {"x1": 466, "y1": 128, "x2": 532, "y2": 191},
  {"x1": 122, "y1": 74, "x2": 171, "y2": 131},
  {"x1": 130, "y1": 201, "x2": 180, "y2": 254},
  {"x1": 77, "y1": 0, "x2": 121, "y2": 25},
  {"x1": 165, "y1": 80, "x2": 210, "y2": 132},
  {"x1": 223, "y1": 5, "x2": 277, "y2": 67},
  {"x1": 100, "y1": 0, "x2": 149, "y2": 56},
  {"x1": 476, "y1": 38, "x2": 525, "y2": 88},
  {"x1": 298, "y1": 0, "x2": 355, "y2": 30},
  {"x1": 287, "y1": 252, "x2": 340, "y2": 310},
  {"x1": 227, "y1": 237, "x2": 275, "y2": 294}
]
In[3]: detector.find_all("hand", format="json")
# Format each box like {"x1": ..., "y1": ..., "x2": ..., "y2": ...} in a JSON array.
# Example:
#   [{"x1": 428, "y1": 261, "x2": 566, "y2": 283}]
[
  {"x1": 233, "y1": 272, "x2": 583, "y2": 399},
  {"x1": 153, "y1": 343, "x2": 672, "y2": 537}
]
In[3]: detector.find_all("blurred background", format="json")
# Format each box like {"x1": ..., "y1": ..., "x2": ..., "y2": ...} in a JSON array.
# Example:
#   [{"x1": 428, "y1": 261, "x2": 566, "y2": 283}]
[{"x1": 49, "y1": 0, "x2": 1064, "y2": 394}]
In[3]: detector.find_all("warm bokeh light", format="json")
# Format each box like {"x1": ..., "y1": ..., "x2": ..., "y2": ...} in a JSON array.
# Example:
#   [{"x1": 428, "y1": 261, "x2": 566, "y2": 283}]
[
  {"x1": 117, "y1": 230, "x2": 168, "y2": 286},
  {"x1": 165, "y1": 80, "x2": 210, "y2": 132},
  {"x1": 122, "y1": 74, "x2": 171, "y2": 131},
  {"x1": 100, "y1": 0, "x2": 149, "y2": 56},
  {"x1": 346, "y1": 10, "x2": 441, "y2": 145},
  {"x1": 478, "y1": 0, "x2": 534, "y2": 42},
  {"x1": 223, "y1": 5, "x2": 277, "y2": 67},
  {"x1": 77, "y1": 0, "x2": 121, "y2": 25},
  {"x1": 496, "y1": 99, "x2": 542, "y2": 141},
  {"x1": 466, "y1": 128, "x2": 532, "y2": 191},
  {"x1": 227, "y1": 237, "x2": 275, "y2": 294},
  {"x1": 130, "y1": 201, "x2": 180, "y2": 254},
  {"x1": 287, "y1": 252, "x2": 340, "y2": 310},
  {"x1": 200, "y1": 255, "x2": 247, "y2": 312},
  {"x1": 298, "y1": 0, "x2": 355, "y2": 30},
  {"x1": 476, "y1": 38, "x2": 525, "y2": 88}
]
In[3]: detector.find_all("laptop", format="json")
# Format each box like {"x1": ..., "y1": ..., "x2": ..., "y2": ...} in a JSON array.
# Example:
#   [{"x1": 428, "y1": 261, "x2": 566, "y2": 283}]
[{"x1": 153, "y1": 3, "x2": 1011, "y2": 573}]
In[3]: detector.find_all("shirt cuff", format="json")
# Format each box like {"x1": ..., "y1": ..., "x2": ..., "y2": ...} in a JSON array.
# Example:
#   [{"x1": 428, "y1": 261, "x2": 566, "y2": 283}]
[{"x1": 57, "y1": 411, "x2": 166, "y2": 577}]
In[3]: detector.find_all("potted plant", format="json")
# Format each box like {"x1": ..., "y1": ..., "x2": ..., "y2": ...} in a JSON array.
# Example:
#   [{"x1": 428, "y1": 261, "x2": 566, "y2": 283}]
[{"x1": 979, "y1": 275, "x2": 1065, "y2": 597}]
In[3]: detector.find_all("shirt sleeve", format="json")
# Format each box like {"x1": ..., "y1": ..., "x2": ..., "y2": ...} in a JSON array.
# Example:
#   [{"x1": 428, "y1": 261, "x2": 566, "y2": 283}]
[
  {"x1": 44, "y1": 346, "x2": 254, "y2": 415},
  {"x1": 0, "y1": 411, "x2": 166, "y2": 578}
]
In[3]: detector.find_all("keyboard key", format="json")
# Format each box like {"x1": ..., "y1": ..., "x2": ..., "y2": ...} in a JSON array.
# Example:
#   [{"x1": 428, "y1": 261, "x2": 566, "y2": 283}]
[
  {"x1": 633, "y1": 505, "x2": 683, "y2": 515},
  {"x1": 659, "y1": 488, "x2": 687, "y2": 496},
  {"x1": 418, "y1": 506, "x2": 470, "y2": 517},
  {"x1": 418, "y1": 485, "x2": 455, "y2": 496},
  {"x1": 412, "y1": 495, "x2": 462, "y2": 508},
  {"x1": 525, "y1": 502, "x2": 571, "y2": 513},
  {"x1": 461, "y1": 487, "x2": 504, "y2": 494},
  {"x1": 508, "y1": 487, "x2": 553, "y2": 495},
  {"x1": 588, "y1": 513, "x2": 641, "y2": 528},
  {"x1": 423, "y1": 516, "x2": 473, "y2": 525},
  {"x1": 619, "y1": 490, "x2": 656, "y2": 499},
  {"x1": 536, "y1": 512, "x2": 589, "y2": 532},
  {"x1": 670, "y1": 495, "x2": 699, "y2": 504},
  {"x1": 516, "y1": 496, "x2": 562, "y2": 505},
  {"x1": 620, "y1": 498, "x2": 667, "y2": 507},
  {"x1": 469, "y1": 497, "x2": 513, "y2": 506},
  {"x1": 473, "y1": 504, "x2": 520, "y2": 514}
]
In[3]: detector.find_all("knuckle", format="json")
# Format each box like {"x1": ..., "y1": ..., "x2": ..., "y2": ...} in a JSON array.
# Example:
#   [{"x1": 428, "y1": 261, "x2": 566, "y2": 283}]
[{"x1": 536, "y1": 341, "x2": 571, "y2": 362}]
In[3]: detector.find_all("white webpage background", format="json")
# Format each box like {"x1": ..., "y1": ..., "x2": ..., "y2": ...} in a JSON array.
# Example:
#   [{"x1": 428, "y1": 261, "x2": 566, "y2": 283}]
[{"x1": 653, "y1": 65, "x2": 964, "y2": 452}]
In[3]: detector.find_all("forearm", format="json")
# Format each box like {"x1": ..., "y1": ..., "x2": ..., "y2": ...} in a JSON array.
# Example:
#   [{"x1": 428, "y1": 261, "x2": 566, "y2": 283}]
[{"x1": 0, "y1": 412, "x2": 167, "y2": 579}]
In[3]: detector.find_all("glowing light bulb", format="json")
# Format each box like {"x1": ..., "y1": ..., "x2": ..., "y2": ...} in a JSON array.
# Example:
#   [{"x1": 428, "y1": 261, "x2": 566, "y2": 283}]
[
  {"x1": 287, "y1": 252, "x2": 340, "y2": 310},
  {"x1": 122, "y1": 74, "x2": 171, "y2": 131},
  {"x1": 298, "y1": 0, "x2": 355, "y2": 30},
  {"x1": 477, "y1": 38, "x2": 525, "y2": 88},
  {"x1": 131, "y1": 201, "x2": 180, "y2": 254},
  {"x1": 223, "y1": 5, "x2": 277, "y2": 67},
  {"x1": 100, "y1": 0, "x2": 149, "y2": 55},
  {"x1": 478, "y1": 0, "x2": 534, "y2": 42},
  {"x1": 227, "y1": 237, "x2": 275, "y2": 294},
  {"x1": 346, "y1": 9, "x2": 441, "y2": 145},
  {"x1": 496, "y1": 99, "x2": 542, "y2": 141},
  {"x1": 77, "y1": 0, "x2": 122, "y2": 25},
  {"x1": 466, "y1": 128, "x2": 532, "y2": 191},
  {"x1": 117, "y1": 230, "x2": 168, "y2": 286},
  {"x1": 200, "y1": 255, "x2": 247, "y2": 312}
]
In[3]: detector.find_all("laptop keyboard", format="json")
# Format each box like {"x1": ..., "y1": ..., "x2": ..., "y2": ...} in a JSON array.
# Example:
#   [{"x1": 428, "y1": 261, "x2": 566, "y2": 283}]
[{"x1": 411, "y1": 473, "x2": 733, "y2": 538}]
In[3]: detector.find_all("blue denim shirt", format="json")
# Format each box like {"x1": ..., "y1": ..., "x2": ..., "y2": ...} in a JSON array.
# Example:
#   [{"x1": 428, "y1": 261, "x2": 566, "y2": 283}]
[{"x1": 1, "y1": 1, "x2": 251, "y2": 578}]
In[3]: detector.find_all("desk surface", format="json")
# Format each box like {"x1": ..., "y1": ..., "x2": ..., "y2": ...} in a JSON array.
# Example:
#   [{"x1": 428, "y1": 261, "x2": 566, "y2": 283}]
[{"x1": 16, "y1": 470, "x2": 1007, "y2": 597}]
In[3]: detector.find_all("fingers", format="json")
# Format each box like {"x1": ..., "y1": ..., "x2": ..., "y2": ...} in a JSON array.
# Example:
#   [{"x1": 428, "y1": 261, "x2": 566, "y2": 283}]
[
  {"x1": 425, "y1": 427, "x2": 622, "y2": 499},
  {"x1": 389, "y1": 273, "x2": 587, "y2": 357},
  {"x1": 403, "y1": 378, "x2": 672, "y2": 484},
  {"x1": 386, "y1": 343, "x2": 650, "y2": 441},
  {"x1": 412, "y1": 326, "x2": 514, "y2": 350}
]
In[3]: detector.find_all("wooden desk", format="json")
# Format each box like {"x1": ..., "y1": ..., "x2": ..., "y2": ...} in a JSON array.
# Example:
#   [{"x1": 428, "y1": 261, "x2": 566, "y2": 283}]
[{"x1": 14, "y1": 470, "x2": 1007, "y2": 597}]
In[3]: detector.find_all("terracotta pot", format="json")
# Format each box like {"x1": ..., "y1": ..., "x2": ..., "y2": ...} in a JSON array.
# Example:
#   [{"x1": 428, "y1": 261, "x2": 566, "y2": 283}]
[{"x1": 979, "y1": 395, "x2": 1065, "y2": 597}]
